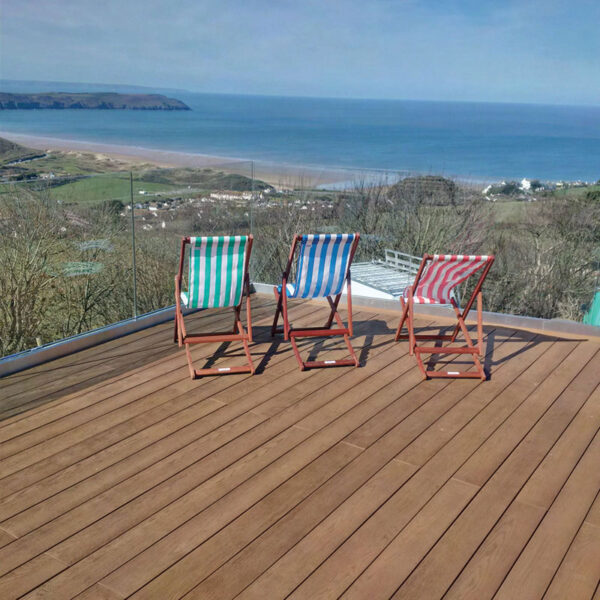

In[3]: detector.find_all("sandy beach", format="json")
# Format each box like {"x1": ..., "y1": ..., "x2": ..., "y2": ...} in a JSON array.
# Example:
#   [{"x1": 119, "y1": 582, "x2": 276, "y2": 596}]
[{"x1": 0, "y1": 131, "x2": 354, "y2": 188}]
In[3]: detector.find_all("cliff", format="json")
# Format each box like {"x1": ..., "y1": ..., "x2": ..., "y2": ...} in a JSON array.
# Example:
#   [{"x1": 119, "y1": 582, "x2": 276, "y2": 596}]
[{"x1": 0, "y1": 92, "x2": 191, "y2": 110}]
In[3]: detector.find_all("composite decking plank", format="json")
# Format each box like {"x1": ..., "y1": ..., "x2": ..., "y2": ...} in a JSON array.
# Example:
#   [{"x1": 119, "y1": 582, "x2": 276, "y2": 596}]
[
  {"x1": 441, "y1": 357, "x2": 600, "y2": 600},
  {"x1": 189, "y1": 460, "x2": 417, "y2": 600},
  {"x1": 0, "y1": 293, "x2": 270, "y2": 395},
  {"x1": 0, "y1": 309, "x2": 378, "y2": 538},
  {"x1": 0, "y1": 310, "x2": 188, "y2": 400},
  {"x1": 0, "y1": 300, "x2": 262, "y2": 420},
  {"x1": 101, "y1": 352, "x2": 420, "y2": 600},
  {"x1": 0, "y1": 299, "x2": 192, "y2": 393},
  {"x1": 285, "y1": 333, "x2": 563, "y2": 599},
  {"x1": 494, "y1": 425, "x2": 600, "y2": 600},
  {"x1": 31, "y1": 443, "x2": 362, "y2": 600},
  {"x1": 0, "y1": 526, "x2": 16, "y2": 546},
  {"x1": 396, "y1": 330, "x2": 559, "y2": 468},
  {"x1": 0, "y1": 306, "x2": 334, "y2": 508},
  {"x1": 238, "y1": 329, "x2": 554, "y2": 599},
  {"x1": 75, "y1": 330, "x2": 418, "y2": 590},
  {"x1": 73, "y1": 583, "x2": 123, "y2": 600},
  {"x1": 0, "y1": 297, "x2": 597, "y2": 600},
  {"x1": 0, "y1": 552, "x2": 69, "y2": 600},
  {"x1": 216, "y1": 328, "x2": 512, "y2": 599},
  {"x1": 0, "y1": 299, "x2": 279, "y2": 443},
  {"x1": 389, "y1": 348, "x2": 600, "y2": 600},
  {"x1": 454, "y1": 340, "x2": 598, "y2": 487},
  {"x1": 543, "y1": 514, "x2": 600, "y2": 600},
  {"x1": 0, "y1": 296, "x2": 275, "y2": 432},
  {"x1": 341, "y1": 477, "x2": 479, "y2": 600},
  {"x1": 0, "y1": 398, "x2": 224, "y2": 524},
  {"x1": 0, "y1": 297, "x2": 345, "y2": 441},
  {"x1": 586, "y1": 491, "x2": 600, "y2": 528},
  {"x1": 0, "y1": 303, "x2": 320, "y2": 492},
  {"x1": 17, "y1": 330, "x2": 408, "y2": 597},
  {"x1": 345, "y1": 327, "x2": 522, "y2": 450},
  {"x1": 0, "y1": 312, "x2": 402, "y2": 594},
  {"x1": 348, "y1": 341, "x2": 596, "y2": 600}
]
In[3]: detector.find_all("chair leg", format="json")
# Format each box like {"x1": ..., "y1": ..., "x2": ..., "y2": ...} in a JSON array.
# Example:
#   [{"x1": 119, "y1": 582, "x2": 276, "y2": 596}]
[
  {"x1": 408, "y1": 296, "x2": 415, "y2": 356},
  {"x1": 184, "y1": 343, "x2": 196, "y2": 379},
  {"x1": 237, "y1": 319, "x2": 255, "y2": 374},
  {"x1": 395, "y1": 297, "x2": 409, "y2": 341},
  {"x1": 415, "y1": 349, "x2": 428, "y2": 380},
  {"x1": 343, "y1": 333, "x2": 359, "y2": 367},
  {"x1": 271, "y1": 287, "x2": 282, "y2": 337},
  {"x1": 289, "y1": 336, "x2": 306, "y2": 371},
  {"x1": 246, "y1": 291, "x2": 253, "y2": 343},
  {"x1": 477, "y1": 291, "x2": 483, "y2": 355}
]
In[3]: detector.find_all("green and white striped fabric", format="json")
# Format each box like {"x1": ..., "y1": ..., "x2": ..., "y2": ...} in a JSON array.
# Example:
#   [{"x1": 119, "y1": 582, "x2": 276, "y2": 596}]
[{"x1": 181, "y1": 235, "x2": 249, "y2": 309}]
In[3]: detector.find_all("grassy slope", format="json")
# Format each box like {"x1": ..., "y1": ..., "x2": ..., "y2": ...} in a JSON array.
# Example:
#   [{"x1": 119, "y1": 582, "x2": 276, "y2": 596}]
[
  {"x1": 0, "y1": 137, "x2": 43, "y2": 165},
  {"x1": 48, "y1": 176, "x2": 177, "y2": 204}
]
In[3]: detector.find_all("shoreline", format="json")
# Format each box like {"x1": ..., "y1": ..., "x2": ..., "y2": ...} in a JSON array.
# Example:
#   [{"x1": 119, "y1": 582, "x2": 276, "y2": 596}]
[
  {"x1": 0, "y1": 131, "x2": 366, "y2": 188},
  {"x1": 0, "y1": 131, "x2": 500, "y2": 188}
]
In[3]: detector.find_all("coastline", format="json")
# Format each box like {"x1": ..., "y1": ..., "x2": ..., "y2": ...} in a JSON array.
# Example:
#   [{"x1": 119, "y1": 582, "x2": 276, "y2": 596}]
[{"x1": 0, "y1": 131, "x2": 358, "y2": 188}]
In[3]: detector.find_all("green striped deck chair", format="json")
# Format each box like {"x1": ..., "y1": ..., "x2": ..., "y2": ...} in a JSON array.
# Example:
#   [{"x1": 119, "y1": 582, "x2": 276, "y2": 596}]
[{"x1": 174, "y1": 235, "x2": 254, "y2": 379}]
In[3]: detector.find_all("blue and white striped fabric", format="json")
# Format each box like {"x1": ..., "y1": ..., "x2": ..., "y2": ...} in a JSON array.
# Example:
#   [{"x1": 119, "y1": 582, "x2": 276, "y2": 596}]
[{"x1": 288, "y1": 234, "x2": 356, "y2": 299}]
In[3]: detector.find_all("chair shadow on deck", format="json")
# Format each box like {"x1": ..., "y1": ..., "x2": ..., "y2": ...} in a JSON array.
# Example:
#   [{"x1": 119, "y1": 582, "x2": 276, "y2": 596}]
[
  {"x1": 252, "y1": 319, "x2": 397, "y2": 373},
  {"x1": 413, "y1": 322, "x2": 570, "y2": 381},
  {"x1": 195, "y1": 320, "x2": 567, "y2": 380},
  {"x1": 1, "y1": 312, "x2": 584, "y2": 422}
]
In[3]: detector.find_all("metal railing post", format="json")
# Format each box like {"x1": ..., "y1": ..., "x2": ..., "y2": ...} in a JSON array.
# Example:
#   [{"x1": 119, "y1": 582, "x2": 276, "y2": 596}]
[
  {"x1": 250, "y1": 160, "x2": 255, "y2": 233},
  {"x1": 130, "y1": 171, "x2": 138, "y2": 318}
]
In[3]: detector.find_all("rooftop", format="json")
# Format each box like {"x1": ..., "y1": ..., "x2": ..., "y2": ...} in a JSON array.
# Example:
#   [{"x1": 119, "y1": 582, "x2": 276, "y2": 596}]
[{"x1": 0, "y1": 294, "x2": 599, "y2": 599}]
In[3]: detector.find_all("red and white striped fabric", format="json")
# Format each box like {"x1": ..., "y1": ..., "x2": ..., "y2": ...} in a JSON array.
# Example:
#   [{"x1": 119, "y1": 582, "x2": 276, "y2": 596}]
[{"x1": 403, "y1": 255, "x2": 491, "y2": 304}]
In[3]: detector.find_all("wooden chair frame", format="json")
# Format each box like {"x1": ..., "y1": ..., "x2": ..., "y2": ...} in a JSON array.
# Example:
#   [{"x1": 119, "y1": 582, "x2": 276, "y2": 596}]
[
  {"x1": 395, "y1": 254, "x2": 495, "y2": 380},
  {"x1": 271, "y1": 233, "x2": 360, "y2": 371},
  {"x1": 174, "y1": 235, "x2": 254, "y2": 379}
]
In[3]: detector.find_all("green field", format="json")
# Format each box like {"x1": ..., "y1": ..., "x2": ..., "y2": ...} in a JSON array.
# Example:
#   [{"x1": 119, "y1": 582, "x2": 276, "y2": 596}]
[
  {"x1": 553, "y1": 184, "x2": 600, "y2": 199},
  {"x1": 488, "y1": 200, "x2": 533, "y2": 223},
  {"x1": 48, "y1": 176, "x2": 179, "y2": 204}
]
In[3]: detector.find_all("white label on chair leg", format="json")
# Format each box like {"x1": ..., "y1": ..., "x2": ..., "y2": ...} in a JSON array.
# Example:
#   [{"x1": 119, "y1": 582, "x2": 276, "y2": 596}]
[
  {"x1": 325, "y1": 360, "x2": 336, "y2": 364},
  {"x1": 218, "y1": 367, "x2": 231, "y2": 372},
  {"x1": 447, "y1": 371, "x2": 460, "y2": 375}
]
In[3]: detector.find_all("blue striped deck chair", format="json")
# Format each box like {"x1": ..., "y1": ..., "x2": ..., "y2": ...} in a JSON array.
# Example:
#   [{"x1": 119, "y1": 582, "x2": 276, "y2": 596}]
[
  {"x1": 174, "y1": 235, "x2": 254, "y2": 379},
  {"x1": 271, "y1": 233, "x2": 360, "y2": 371}
]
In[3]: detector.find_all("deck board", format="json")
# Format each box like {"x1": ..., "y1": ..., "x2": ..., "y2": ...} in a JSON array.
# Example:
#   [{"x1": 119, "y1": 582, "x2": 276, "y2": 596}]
[{"x1": 0, "y1": 294, "x2": 598, "y2": 599}]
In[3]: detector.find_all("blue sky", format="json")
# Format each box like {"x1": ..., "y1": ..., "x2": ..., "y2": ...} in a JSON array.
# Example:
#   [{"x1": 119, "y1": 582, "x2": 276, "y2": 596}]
[{"x1": 2, "y1": 0, "x2": 599, "y2": 105}]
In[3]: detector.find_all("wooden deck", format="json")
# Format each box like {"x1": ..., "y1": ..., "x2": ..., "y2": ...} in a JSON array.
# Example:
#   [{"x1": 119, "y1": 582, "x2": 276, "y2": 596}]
[{"x1": 0, "y1": 294, "x2": 599, "y2": 600}]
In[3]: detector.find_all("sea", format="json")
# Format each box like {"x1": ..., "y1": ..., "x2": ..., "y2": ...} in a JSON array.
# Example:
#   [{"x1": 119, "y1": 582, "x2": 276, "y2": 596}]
[{"x1": 1, "y1": 83, "x2": 599, "y2": 183}]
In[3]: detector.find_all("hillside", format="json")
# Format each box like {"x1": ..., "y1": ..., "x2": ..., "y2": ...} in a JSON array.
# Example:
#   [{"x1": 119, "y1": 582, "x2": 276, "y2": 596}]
[
  {"x1": 0, "y1": 92, "x2": 191, "y2": 110},
  {"x1": 0, "y1": 136, "x2": 45, "y2": 165}
]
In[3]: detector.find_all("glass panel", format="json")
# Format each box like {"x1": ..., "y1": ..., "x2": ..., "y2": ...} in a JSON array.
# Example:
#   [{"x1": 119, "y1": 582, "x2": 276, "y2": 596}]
[
  {"x1": 131, "y1": 161, "x2": 256, "y2": 313},
  {"x1": 0, "y1": 172, "x2": 134, "y2": 358}
]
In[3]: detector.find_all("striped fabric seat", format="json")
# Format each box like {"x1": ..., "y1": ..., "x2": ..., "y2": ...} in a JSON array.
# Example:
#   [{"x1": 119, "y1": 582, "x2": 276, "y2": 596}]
[
  {"x1": 288, "y1": 234, "x2": 356, "y2": 299},
  {"x1": 182, "y1": 235, "x2": 249, "y2": 309},
  {"x1": 403, "y1": 254, "x2": 490, "y2": 304}
]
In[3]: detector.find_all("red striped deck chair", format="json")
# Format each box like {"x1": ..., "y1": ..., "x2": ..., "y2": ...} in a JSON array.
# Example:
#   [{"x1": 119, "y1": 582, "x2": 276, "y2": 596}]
[
  {"x1": 174, "y1": 235, "x2": 254, "y2": 379},
  {"x1": 395, "y1": 253, "x2": 495, "y2": 380},
  {"x1": 271, "y1": 233, "x2": 360, "y2": 371}
]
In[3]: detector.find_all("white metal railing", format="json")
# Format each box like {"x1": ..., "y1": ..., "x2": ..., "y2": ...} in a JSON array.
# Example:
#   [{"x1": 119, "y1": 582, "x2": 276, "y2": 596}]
[{"x1": 383, "y1": 249, "x2": 421, "y2": 274}]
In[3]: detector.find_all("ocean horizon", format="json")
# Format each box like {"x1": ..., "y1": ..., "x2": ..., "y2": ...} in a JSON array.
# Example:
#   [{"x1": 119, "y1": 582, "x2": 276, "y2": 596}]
[{"x1": 1, "y1": 90, "x2": 599, "y2": 182}]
